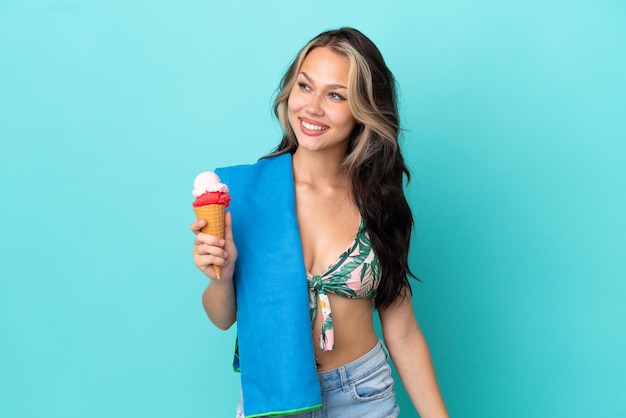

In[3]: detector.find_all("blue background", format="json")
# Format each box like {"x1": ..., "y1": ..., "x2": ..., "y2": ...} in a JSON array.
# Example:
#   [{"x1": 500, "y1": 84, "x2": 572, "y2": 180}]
[{"x1": 1, "y1": 1, "x2": 625, "y2": 417}]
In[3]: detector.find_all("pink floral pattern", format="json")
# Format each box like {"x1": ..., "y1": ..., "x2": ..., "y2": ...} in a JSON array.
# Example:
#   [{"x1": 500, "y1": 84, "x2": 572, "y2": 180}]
[{"x1": 307, "y1": 221, "x2": 381, "y2": 351}]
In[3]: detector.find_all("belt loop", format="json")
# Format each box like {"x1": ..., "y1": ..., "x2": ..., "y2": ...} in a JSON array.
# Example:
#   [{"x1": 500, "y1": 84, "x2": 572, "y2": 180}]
[
  {"x1": 380, "y1": 339, "x2": 390, "y2": 360},
  {"x1": 339, "y1": 366, "x2": 350, "y2": 392}
]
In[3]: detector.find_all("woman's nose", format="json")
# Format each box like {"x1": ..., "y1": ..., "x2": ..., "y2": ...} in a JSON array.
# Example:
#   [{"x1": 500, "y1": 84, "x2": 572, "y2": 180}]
[{"x1": 305, "y1": 93, "x2": 324, "y2": 116}]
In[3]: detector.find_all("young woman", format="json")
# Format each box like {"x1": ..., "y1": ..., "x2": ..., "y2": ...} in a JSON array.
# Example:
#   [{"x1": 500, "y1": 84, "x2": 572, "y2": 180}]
[{"x1": 191, "y1": 28, "x2": 448, "y2": 418}]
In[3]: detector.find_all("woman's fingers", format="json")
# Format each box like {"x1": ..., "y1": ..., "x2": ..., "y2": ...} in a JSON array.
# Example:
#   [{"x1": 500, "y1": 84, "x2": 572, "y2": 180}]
[
  {"x1": 194, "y1": 252, "x2": 228, "y2": 269},
  {"x1": 194, "y1": 242, "x2": 227, "y2": 257},
  {"x1": 193, "y1": 246, "x2": 229, "y2": 280},
  {"x1": 190, "y1": 218, "x2": 206, "y2": 234},
  {"x1": 191, "y1": 212, "x2": 236, "y2": 281},
  {"x1": 224, "y1": 211, "x2": 233, "y2": 241},
  {"x1": 194, "y1": 233, "x2": 225, "y2": 248}
]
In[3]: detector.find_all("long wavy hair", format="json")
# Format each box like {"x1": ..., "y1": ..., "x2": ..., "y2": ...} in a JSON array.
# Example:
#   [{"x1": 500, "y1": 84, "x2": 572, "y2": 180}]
[{"x1": 267, "y1": 27, "x2": 415, "y2": 309}]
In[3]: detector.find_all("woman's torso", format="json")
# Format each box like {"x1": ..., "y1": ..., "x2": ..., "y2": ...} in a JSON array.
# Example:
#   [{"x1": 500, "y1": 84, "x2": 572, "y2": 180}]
[{"x1": 295, "y1": 173, "x2": 379, "y2": 371}]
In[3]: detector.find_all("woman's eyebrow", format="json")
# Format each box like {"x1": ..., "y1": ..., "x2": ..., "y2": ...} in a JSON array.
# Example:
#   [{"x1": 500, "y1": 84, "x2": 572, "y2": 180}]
[{"x1": 299, "y1": 71, "x2": 347, "y2": 90}]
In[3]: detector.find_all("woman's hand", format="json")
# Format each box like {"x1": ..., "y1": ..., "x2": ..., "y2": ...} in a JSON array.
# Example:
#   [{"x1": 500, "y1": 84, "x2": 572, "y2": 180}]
[
  {"x1": 191, "y1": 211, "x2": 238, "y2": 282},
  {"x1": 191, "y1": 211, "x2": 238, "y2": 329}
]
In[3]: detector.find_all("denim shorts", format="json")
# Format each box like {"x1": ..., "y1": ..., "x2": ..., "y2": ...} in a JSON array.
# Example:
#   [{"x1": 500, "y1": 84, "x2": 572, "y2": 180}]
[{"x1": 236, "y1": 340, "x2": 399, "y2": 418}]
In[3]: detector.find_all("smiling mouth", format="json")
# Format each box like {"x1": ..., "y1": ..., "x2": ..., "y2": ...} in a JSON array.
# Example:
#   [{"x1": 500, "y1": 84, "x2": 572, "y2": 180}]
[{"x1": 301, "y1": 119, "x2": 328, "y2": 131}]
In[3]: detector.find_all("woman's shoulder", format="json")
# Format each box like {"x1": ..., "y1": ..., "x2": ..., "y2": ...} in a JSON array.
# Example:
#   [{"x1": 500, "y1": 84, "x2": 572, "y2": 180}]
[{"x1": 215, "y1": 153, "x2": 295, "y2": 204}]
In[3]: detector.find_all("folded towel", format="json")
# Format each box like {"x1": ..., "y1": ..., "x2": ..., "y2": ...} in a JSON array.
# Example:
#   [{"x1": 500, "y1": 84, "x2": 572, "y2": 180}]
[{"x1": 216, "y1": 153, "x2": 322, "y2": 417}]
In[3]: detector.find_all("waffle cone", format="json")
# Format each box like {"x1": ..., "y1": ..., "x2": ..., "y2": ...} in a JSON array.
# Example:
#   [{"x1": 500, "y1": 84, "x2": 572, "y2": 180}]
[{"x1": 194, "y1": 204, "x2": 226, "y2": 279}]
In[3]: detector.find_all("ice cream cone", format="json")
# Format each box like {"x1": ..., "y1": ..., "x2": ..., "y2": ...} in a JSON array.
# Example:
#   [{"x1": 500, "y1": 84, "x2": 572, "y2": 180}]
[{"x1": 194, "y1": 204, "x2": 226, "y2": 279}]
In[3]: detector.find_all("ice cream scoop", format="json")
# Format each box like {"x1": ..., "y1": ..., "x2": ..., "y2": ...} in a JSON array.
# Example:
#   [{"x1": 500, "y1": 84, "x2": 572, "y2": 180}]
[{"x1": 193, "y1": 171, "x2": 229, "y2": 196}]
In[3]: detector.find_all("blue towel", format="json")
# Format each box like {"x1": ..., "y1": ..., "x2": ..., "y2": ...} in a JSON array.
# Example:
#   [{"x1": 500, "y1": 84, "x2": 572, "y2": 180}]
[{"x1": 216, "y1": 154, "x2": 322, "y2": 417}]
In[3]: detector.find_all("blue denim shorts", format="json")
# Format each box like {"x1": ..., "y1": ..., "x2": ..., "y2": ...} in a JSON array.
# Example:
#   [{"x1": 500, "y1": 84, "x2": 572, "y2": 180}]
[{"x1": 236, "y1": 340, "x2": 399, "y2": 418}]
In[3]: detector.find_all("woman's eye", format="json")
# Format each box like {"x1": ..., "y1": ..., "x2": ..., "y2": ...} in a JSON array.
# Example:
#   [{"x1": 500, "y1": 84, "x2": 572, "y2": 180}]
[
  {"x1": 298, "y1": 82, "x2": 311, "y2": 91},
  {"x1": 329, "y1": 92, "x2": 346, "y2": 100}
]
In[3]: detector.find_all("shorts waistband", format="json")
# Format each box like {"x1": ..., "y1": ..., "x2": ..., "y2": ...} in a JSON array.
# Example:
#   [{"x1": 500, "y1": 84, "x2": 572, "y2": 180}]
[{"x1": 317, "y1": 340, "x2": 389, "y2": 392}]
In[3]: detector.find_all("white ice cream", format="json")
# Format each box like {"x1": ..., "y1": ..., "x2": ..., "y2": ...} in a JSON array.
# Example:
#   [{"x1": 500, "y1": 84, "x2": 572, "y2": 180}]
[{"x1": 192, "y1": 171, "x2": 229, "y2": 197}]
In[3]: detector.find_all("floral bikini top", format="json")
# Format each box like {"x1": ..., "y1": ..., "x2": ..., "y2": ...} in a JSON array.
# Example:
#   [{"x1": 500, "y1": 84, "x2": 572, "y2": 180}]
[{"x1": 306, "y1": 219, "x2": 381, "y2": 351}]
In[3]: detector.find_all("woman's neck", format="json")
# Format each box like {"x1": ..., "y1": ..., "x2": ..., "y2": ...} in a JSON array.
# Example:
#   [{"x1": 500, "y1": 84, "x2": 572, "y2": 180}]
[{"x1": 292, "y1": 147, "x2": 350, "y2": 189}]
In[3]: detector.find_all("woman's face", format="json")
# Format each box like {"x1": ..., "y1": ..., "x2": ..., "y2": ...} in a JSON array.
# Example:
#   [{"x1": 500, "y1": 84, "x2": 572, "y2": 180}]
[{"x1": 287, "y1": 47, "x2": 357, "y2": 155}]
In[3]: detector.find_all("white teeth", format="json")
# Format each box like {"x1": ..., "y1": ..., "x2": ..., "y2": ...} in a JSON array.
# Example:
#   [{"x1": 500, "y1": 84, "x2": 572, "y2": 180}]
[{"x1": 302, "y1": 120, "x2": 327, "y2": 131}]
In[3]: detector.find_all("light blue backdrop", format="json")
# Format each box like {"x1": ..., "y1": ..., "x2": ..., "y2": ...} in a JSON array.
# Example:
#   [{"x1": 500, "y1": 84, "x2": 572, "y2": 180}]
[{"x1": 1, "y1": 1, "x2": 625, "y2": 417}]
